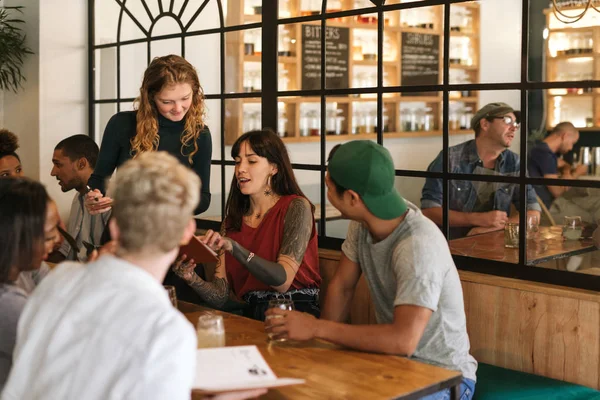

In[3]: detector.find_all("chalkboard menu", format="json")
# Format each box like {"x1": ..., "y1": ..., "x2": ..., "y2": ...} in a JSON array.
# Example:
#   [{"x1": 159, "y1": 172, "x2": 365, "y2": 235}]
[
  {"x1": 401, "y1": 32, "x2": 440, "y2": 88},
  {"x1": 301, "y1": 25, "x2": 349, "y2": 90}
]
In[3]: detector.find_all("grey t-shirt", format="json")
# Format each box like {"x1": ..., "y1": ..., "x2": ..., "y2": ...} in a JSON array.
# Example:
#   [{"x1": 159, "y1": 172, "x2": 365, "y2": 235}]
[
  {"x1": 0, "y1": 284, "x2": 27, "y2": 389},
  {"x1": 14, "y1": 262, "x2": 51, "y2": 295},
  {"x1": 341, "y1": 201, "x2": 477, "y2": 381}
]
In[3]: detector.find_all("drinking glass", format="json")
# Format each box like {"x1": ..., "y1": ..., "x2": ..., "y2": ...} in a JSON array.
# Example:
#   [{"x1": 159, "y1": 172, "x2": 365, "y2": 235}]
[
  {"x1": 164, "y1": 285, "x2": 178, "y2": 308},
  {"x1": 563, "y1": 216, "x2": 583, "y2": 241},
  {"x1": 196, "y1": 313, "x2": 226, "y2": 348},
  {"x1": 526, "y1": 214, "x2": 539, "y2": 240},
  {"x1": 265, "y1": 298, "x2": 294, "y2": 342},
  {"x1": 504, "y1": 222, "x2": 519, "y2": 248}
]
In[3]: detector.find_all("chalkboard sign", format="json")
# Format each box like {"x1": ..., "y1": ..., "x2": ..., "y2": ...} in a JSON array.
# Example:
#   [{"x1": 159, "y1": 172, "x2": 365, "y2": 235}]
[
  {"x1": 301, "y1": 25, "x2": 349, "y2": 90},
  {"x1": 401, "y1": 32, "x2": 440, "y2": 88}
]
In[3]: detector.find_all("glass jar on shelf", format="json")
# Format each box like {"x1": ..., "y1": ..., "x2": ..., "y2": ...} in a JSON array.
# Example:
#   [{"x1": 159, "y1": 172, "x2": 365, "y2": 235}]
[
  {"x1": 376, "y1": 108, "x2": 390, "y2": 133},
  {"x1": 308, "y1": 110, "x2": 320, "y2": 136},
  {"x1": 353, "y1": 109, "x2": 366, "y2": 134},
  {"x1": 365, "y1": 107, "x2": 376, "y2": 133},
  {"x1": 423, "y1": 107, "x2": 434, "y2": 131},
  {"x1": 300, "y1": 0, "x2": 320, "y2": 16},
  {"x1": 449, "y1": 108, "x2": 461, "y2": 131},
  {"x1": 278, "y1": 27, "x2": 293, "y2": 57},
  {"x1": 299, "y1": 109, "x2": 310, "y2": 137},
  {"x1": 243, "y1": 70, "x2": 253, "y2": 93},
  {"x1": 279, "y1": 0, "x2": 291, "y2": 18},
  {"x1": 278, "y1": 68, "x2": 289, "y2": 91},
  {"x1": 383, "y1": 36, "x2": 396, "y2": 62},
  {"x1": 354, "y1": 0, "x2": 377, "y2": 24},
  {"x1": 251, "y1": 70, "x2": 261, "y2": 92},
  {"x1": 277, "y1": 111, "x2": 288, "y2": 138},
  {"x1": 326, "y1": 107, "x2": 344, "y2": 135}
]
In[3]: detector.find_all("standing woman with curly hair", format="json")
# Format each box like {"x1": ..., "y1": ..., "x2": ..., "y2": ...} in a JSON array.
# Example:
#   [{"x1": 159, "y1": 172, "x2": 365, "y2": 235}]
[
  {"x1": 0, "y1": 129, "x2": 24, "y2": 178},
  {"x1": 86, "y1": 55, "x2": 212, "y2": 216}
]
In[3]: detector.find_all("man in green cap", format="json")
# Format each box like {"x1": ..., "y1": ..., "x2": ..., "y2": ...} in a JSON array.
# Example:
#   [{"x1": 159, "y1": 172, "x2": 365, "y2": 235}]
[
  {"x1": 421, "y1": 102, "x2": 541, "y2": 239},
  {"x1": 265, "y1": 140, "x2": 477, "y2": 400}
]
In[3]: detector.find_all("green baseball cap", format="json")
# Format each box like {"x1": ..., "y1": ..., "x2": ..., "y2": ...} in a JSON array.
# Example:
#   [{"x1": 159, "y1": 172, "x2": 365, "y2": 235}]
[
  {"x1": 471, "y1": 102, "x2": 519, "y2": 130},
  {"x1": 328, "y1": 140, "x2": 408, "y2": 220}
]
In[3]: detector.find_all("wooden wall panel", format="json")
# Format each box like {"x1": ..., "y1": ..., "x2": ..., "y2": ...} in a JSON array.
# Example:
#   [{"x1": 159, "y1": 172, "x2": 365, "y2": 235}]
[{"x1": 461, "y1": 281, "x2": 600, "y2": 389}]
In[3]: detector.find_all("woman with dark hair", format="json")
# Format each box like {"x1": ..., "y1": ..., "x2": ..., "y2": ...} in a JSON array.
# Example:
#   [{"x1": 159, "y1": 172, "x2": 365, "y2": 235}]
[
  {"x1": 85, "y1": 54, "x2": 212, "y2": 216},
  {"x1": 172, "y1": 130, "x2": 321, "y2": 321},
  {"x1": 0, "y1": 178, "x2": 58, "y2": 388},
  {"x1": 0, "y1": 129, "x2": 24, "y2": 178}
]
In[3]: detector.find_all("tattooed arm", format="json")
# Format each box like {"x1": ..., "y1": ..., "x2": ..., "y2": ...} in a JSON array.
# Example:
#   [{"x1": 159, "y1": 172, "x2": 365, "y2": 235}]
[
  {"x1": 172, "y1": 225, "x2": 230, "y2": 308},
  {"x1": 204, "y1": 198, "x2": 314, "y2": 293}
]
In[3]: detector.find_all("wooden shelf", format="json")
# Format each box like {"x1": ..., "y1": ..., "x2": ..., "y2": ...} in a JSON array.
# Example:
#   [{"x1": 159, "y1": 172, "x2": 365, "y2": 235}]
[
  {"x1": 549, "y1": 53, "x2": 595, "y2": 61},
  {"x1": 449, "y1": 63, "x2": 478, "y2": 70},
  {"x1": 548, "y1": 92, "x2": 595, "y2": 98},
  {"x1": 281, "y1": 130, "x2": 473, "y2": 143},
  {"x1": 450, "y1": 31, "x2": 478, "y2": 38},
  {"x1": 243, "y1": 14, "x2": 261, "y2": 23},
  {"x1": 400, "y1": 26, "x2": 442, "y2": 35},
  {"x1": 450, "y1": 96, "x2": 478, "y2": 102},
  {"x1": 548, "y1": 26, "x2": 596, "y2": 34},
  {"x1": 352, "y1": 60, "x2": 398, "y2": 66}
]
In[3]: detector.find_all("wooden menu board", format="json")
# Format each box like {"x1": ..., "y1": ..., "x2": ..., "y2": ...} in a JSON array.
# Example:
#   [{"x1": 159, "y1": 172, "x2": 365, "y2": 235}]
[
  {"x1": 401, "y1": 32, "x2": 440, "y2": 88},
  {"x1": 301, "y1": 24, "x2": 349, "y2": 90}
]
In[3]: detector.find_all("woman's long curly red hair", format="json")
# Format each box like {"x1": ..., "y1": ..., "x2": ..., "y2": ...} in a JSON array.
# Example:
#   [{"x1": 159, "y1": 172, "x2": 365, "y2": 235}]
[{"x1": 132, "y1": 55, "x2": 206, "y2": 164}]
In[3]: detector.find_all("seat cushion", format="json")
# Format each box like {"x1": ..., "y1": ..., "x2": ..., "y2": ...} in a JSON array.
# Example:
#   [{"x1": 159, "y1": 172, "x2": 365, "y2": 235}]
[{"x1": 474, "y1": 363, "x2": 600, "y2": 400}]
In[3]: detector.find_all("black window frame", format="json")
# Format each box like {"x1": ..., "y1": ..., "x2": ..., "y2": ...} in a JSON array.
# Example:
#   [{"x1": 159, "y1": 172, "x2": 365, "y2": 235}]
[{"x1": 89, "y1": 0, "x2": 600, "y2": 292}]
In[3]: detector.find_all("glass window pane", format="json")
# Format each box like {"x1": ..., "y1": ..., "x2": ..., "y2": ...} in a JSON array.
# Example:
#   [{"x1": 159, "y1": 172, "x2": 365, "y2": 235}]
[
  {"x1": 95, "y1": 0, "x2": 120, "y2": 45},
  {"x1": 187, "y1": 34, "x2": 222, "y2": 95},
  {"x1": 95, "y1": 103, "x2": 117, "y2": 143},
  {"x1": 225, "y1": 98, "x2": 261, "y2": 147},
  {"x1": 225, "y1": 29, "x2": 262, "y2": 94},
  {"x1": 280, "y1": 0, "x2": 322, "y2": 19},
  {"x1": 150, "y1": 38, "x2": 182, "y2": 59},
  {"x1": 95, "y1": 48, "x2": 117, "y2": 101},
  {"x1": 278, "y1": 23, "x2": 301, "y2": 92},
  {"x1": 186, "y1": 0, "x2": 222, "y2": 32},
  {"x1": 119, "y1": 43, "x2": 147, "y2": 99},
  {"x1": 224, "y1": 0, "x2": 261, "y2": 26},
  {"x1": 382, "y1": 4, "x2": 444, "y2": 88},
  {"x1": 204, "y1": 99, "x2": 222, "y2": 160}
]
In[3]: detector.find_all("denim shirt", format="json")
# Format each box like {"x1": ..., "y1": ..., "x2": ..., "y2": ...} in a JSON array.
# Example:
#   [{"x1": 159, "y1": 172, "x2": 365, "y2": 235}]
[{"x1": 421, "y1": 139, "x2": 541, "y2": 220}]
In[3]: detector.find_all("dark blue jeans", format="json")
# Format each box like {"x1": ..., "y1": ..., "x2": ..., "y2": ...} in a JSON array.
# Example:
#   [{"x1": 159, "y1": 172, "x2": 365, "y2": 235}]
[{"x1": 420, "y1": 378, "x2": 475, "y2": 400}]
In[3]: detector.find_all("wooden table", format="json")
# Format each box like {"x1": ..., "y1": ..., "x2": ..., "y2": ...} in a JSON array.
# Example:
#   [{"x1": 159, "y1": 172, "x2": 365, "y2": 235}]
[
  {"x1": 449, "y1": 227, "x2": 596, "y2": 265},
  {"x1": 179, "y1": 302, "x2": 463, "y2": 400}
]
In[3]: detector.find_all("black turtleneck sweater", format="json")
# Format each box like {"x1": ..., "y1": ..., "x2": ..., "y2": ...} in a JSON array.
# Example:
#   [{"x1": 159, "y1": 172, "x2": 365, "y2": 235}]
[{"x1": 88, "y1": 111, "x2": 212, "y2": 215}]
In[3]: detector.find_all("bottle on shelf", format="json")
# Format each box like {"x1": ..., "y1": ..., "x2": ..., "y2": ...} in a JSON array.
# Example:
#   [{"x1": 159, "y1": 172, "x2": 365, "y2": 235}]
[
  {"x1": 308, "y1": 110, "x2": 320, "y2": 136},
  {"x1": 300, "y1": 0, "x2": 320, "y2": 16},
  {"x1": 277, "y1": 107, "x2": 288, "y2": 138},
  {"x1": 354, "y1": 0, "x2": 377, "y2": 24},
  {"x1": 423, "y1": 107, "x2": 434, "y2": 131},
  {"x1": 278, "y1": 68, "x2": 289, "y2": 91},
  {"x1": 278, "y1": 27, "x2": 293, "y2": 57},
  {"x1": 299, "y1": 109, "x2": 310, "y2": 137}
]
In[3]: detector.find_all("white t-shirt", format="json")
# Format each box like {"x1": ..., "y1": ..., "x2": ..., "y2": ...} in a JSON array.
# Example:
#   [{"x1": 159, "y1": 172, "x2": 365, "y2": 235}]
[
  {"x1": 342, "y1": 201, "x2": 477, "y2": 381},
  {"x1": 1, "y1": 255, "x2": 197, "y2": 400}
]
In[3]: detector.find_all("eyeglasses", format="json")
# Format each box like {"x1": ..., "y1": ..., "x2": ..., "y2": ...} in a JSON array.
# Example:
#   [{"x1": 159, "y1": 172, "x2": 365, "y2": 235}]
[{"x1": 489, "y1": 115, "x2": 520, "y2": 128}]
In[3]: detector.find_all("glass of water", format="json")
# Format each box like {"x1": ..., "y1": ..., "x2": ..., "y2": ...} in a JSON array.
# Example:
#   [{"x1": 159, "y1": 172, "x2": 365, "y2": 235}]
[
  {"x1": 265, "y1": 298, "x2": 294, "y2": 342},
  {"x1": 504, "y1": 222, "x2": 519, "y2": 248},
  {"x1": 563, "y1": 216, "x2": 583, "y2": 241},
  {"x1": 196, "y1": 313, "x2": 225, "y2": 348}
]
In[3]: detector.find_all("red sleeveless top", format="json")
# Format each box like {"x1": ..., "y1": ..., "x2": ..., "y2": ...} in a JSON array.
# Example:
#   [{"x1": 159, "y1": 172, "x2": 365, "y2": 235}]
[{"x1": 225, "y1": 195, "x2": 321, "y2": 299}]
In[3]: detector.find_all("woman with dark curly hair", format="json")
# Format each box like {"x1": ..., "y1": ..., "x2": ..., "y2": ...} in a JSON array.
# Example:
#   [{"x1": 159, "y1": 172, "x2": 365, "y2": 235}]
[
  {"x1": 86, "y1": 54, "x2": 212, "y2": 217},
  {"x1": 0, "y1": 129, "x2": 23, "y2": 178}
]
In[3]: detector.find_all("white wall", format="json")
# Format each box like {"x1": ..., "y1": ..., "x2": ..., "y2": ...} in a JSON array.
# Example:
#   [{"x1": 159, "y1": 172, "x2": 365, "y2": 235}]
[{"x1": 2, "y1": 0, "x2": 87, "y2": 221}]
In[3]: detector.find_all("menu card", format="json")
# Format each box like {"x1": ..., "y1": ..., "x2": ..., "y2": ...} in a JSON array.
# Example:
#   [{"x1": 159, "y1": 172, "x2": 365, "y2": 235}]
[{"x1": 193, "y1": 346, "x2": 305, "y2": 394}]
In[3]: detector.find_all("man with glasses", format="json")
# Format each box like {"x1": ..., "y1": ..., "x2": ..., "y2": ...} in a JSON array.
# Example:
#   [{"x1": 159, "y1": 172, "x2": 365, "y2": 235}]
[{"x1": 421, "y1": 102, "x2": 541, "y2": 239}]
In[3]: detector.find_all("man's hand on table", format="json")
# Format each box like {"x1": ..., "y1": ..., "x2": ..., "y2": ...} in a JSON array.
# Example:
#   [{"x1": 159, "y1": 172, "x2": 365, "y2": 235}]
[
  {"x1": 264, "y1": 309, "x2": 318, "y2": 341},
  {"x1": 472, "y1": 210, "x2": 508, "y2": 229}
]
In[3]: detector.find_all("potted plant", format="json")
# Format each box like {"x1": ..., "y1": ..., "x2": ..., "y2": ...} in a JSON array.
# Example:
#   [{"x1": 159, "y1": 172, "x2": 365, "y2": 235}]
[{"x1": 0, "y1": 6, "x2": 33, "y2": 92}]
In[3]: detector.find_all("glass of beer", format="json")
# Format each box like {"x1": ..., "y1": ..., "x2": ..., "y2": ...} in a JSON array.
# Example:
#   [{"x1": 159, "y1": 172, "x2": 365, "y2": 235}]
[
  {"x1": 196, "y1": 313, "x2": 225, "y2": 348},
  {"x1": 563, "y1": 216, "x2": 583, "y2": 241},
  {"x1": 266, "y1": 298, "x2": 294, "y2": 342}
]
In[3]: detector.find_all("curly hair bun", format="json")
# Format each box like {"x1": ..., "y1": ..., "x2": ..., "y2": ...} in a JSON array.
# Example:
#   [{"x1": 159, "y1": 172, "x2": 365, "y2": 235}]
[{"x1": 0, "y1": 129, "x2": 19, "y2": 154}]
